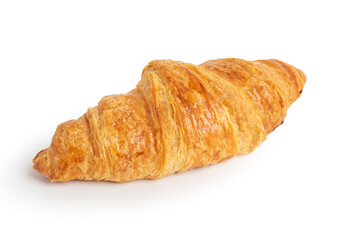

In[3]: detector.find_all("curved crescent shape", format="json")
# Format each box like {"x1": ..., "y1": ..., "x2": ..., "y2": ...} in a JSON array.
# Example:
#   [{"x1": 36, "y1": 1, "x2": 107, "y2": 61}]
[{"x1": 33, "y1": 58, "x2": 306, "y2": 182}]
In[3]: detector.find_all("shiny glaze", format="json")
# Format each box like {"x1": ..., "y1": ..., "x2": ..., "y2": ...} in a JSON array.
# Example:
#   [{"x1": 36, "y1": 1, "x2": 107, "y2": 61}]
[{"x1": 33, "y1": 58, "x2": 306, "y2": 182}]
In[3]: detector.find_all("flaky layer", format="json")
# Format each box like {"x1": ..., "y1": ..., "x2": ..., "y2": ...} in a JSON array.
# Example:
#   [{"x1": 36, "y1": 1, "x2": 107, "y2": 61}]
[{"x1": 33, "y1": 58, "x2": 306, "y2": 182}]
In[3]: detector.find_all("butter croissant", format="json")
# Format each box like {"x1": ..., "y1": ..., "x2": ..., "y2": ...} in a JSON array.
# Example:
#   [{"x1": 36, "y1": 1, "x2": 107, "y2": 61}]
[{"x1": 33, "y1": 58, "x2": 306, "y2": 182}]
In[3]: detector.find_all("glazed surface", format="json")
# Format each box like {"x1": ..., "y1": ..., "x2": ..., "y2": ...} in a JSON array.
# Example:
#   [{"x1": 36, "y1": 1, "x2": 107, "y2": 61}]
[{"x1": 33, "y1": 58, "x2": 306, "y2": 182}]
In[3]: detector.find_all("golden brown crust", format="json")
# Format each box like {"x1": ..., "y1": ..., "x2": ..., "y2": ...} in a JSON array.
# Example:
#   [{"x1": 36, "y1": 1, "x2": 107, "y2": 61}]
[{"x1": 33, "y1": 58, "x2": 306, "y2": 182}]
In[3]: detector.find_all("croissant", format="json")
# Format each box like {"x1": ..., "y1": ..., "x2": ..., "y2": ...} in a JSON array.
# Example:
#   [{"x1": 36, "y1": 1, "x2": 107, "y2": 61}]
[{"x1": 33, "y1": 58, "x2": 306, "y2": 182}]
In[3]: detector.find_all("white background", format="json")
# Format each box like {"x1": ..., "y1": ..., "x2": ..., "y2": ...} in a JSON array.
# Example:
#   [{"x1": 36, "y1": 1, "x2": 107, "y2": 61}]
[{"x1": 1, "y1": 0, "x2": 359, "y2": 239}]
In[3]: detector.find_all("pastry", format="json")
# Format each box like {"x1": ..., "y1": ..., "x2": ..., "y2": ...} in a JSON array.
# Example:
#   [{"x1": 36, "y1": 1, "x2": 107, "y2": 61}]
[{"x1": 33, "y1": 58, "x2": 306, "y2": 182}]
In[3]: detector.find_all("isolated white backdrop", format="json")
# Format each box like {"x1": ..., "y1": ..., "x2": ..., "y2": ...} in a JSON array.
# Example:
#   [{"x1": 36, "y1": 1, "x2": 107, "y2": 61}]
[{"x1": 1, "y1": 0, "x2": 359, "y2": 239}]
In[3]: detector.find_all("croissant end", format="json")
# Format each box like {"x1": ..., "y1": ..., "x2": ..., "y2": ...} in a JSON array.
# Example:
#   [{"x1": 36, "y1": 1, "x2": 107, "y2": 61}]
[{"x1": 33, "y1": 149, "x2": 54, "y2": 180}]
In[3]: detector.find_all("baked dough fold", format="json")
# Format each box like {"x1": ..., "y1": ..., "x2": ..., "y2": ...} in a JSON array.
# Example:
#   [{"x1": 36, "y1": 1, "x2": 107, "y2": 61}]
[{"x1": 33, "y1": 58, "x2": 306, "y2": 182}]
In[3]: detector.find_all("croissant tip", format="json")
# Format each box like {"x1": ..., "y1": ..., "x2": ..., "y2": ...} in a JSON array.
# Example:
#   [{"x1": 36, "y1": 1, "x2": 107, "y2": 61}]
[{"x1": 33, "y1": 149, "x2": 53, "y2": 180}]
